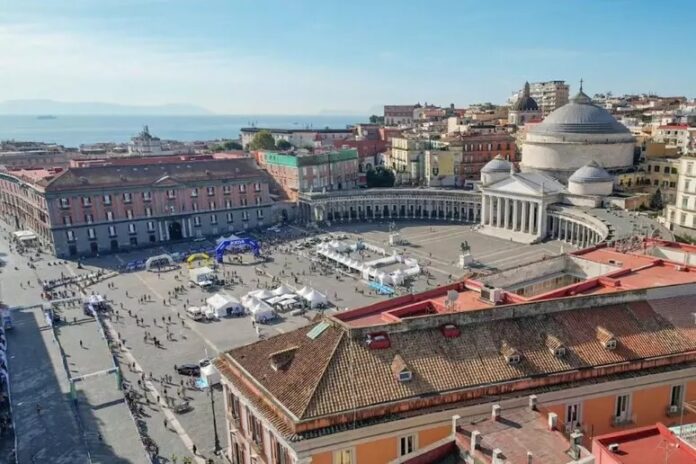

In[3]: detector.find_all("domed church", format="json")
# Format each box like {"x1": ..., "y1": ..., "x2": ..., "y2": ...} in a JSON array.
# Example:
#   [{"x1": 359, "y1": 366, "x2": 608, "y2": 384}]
[
  {"x1": 508, "y1": 82, "x2": 542, "y2": 126},
  {"x1": 520, "y1": 82, "x2": 635, "y2": 182},
  {"x1": 478, "y1": 82, "x2": 644, "y2": 244}
]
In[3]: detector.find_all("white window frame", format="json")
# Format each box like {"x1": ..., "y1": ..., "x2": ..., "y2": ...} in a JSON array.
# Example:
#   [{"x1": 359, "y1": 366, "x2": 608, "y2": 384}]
[
  {"x1": 145, "y1": 207, "x2": 152, "y2": 217},
  {"x1": 108, "y1": 225, "x2": 117, "y2": 237},
  {"x1": 614, "y1": 393, "x2": 631, "y2": 423},
  {"x1": 142, "y1": 191, "x2": 152, "y2": 201},
  {"x1": 193, "y1": 216, "x2": 201, "y2": 227},
  {"x1": 223, "y1": 185, "x2": 231, "y2": 194},
  {"x1": 63, "y1": 216, "x2": 72, "y2": 226},
  {"x1": 207, "y1": 186, "x2": 215, "y2": 196},
  {"x1": 191, "y1": 187, "x2": 199, "y2": 197},
  {"x1": 209, "y1": 201, "x2": 216, "y2": 210},
  {"x1": 59, "y1": 198, "x2": 70, "y2": 208},
  {"x1": 66, "y1": 230, "x2": 75, "y2": 242},
  {"x1": 123, "y1": 192, "x2": 132, "y2": 203},
  {"x1": 87, "y1": 228, "x2": 96, "y2": 239},
  {"x1": 333, "y1": 448, "x2": 355, "y2": 464},
  {"x1": 106, "y1": 211, "x2": 114, "y2": 221},
  {"x1": 210, "y1": 214, "x2": 218, "y2": 225},
  {"x1": 257, "y1": 209, "x2": 263, "y2": 218},
  {"x1": 85, "y1": 214, "x2": 93, "y2": 224},
  {"x1": 126, "y1": 209, "x2": 134, "y2": 219},
  {"x1": 226, "y1": 212, "x2": 233, "y2": 223},
  {"x1": 670, "y1": 384, "x2": 685, "y2": 408},
  {"x1": 128, "y1": 223, "x2": 136, "y2": 234},
  {"x1": 398, "y1": 434, "x2": 417, "y2": 457},
  {"x1": 147, "y1": 221, "x2": 155, "y2": 232},
  {"x1": 82, "y1": 196, "x2": 92, "y2": 207},
  {"x1": 565, "y1": 402, "x2": 582, "y2": 429},
  {"x1": 239, "y1": 184, "x2": 246, "y2": 193},
  {"x1": 167, "y1": 189, "x2": 176, "y2": 199},
  {"x1": 103, "y1": 194, "x2": 112, "y2": 205}
]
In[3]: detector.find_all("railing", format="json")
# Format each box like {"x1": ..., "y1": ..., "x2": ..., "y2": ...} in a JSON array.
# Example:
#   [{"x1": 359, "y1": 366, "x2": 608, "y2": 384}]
[
  {"x1": 666, "y1": 405, "x2": 682, "y2": 417},
  {"x1": 611, "y1": 414, "x2": 635, "y2": 427}
]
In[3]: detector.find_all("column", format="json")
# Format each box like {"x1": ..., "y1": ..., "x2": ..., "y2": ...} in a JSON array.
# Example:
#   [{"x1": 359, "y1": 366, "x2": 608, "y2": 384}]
[
  {"x1": 529, "y1": 202, "x2": 536, "y2": 234},
  {"x1": 521, "y1": 201, "x2": 528, "y2": 233},
  {"x1": 503, "y1": 198, "x2": 509, "y2": 229},
  {"x1": 158, "y1": 221, "x2": 165, "y2": 241},
  {"x1": 512, "y1": 200, "x2": 519, "y2": 231},
  {"x1": 496, "y1": 196, "x2": 502, "y2": 228},
  {"x1": 536, "y1": 203, "x2": 543, "y2": 237}
]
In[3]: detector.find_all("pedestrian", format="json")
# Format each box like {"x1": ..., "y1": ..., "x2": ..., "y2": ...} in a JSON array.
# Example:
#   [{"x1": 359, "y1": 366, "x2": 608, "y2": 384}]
[
  {"x1": 163, "y1": 418, "x2": 168, "y2": 429},
  {"x1": 79, "y1": 340, "x2": 83, "y2": 348},
  {"x1": 192, "y1": 444, "x2": 197, "y2": 455}
]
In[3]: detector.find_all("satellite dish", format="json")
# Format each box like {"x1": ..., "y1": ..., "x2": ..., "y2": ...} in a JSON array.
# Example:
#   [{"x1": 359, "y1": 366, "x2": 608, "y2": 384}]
[{"x1": 447, "y1": 290, "x2": 458, "y2": 303}]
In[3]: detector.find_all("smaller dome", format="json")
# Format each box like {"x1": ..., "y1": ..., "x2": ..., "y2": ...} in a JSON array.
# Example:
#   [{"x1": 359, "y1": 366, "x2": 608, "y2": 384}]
[
  {"x1": 568, "y1": 160, "x2": 613, "y2": 183},
  {"x1": 512, "y1": 96, "x2": 539, "y2": 111},
  {"x1": 481, "y1": 155, "x2": 512, "y2": 173}
]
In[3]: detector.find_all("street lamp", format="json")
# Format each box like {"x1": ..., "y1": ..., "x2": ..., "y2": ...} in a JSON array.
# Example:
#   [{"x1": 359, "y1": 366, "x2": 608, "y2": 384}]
[{"x1": 209, "y1": 383, "x2": 222, "y2": 455}]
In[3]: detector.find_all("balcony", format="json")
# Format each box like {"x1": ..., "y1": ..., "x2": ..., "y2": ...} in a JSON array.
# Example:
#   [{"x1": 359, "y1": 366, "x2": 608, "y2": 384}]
[
  {"x1": 666, "y1": 405, "x2": 683, "y2": 417},
  {"x1": 611, "y1": 415, "x2": 635, "y2": 427}
]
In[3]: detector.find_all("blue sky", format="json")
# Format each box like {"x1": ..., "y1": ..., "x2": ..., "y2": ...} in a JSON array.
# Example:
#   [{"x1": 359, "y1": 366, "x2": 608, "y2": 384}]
[{"x1": 0, "y1": 0, "x2": 693, "y2": 114}]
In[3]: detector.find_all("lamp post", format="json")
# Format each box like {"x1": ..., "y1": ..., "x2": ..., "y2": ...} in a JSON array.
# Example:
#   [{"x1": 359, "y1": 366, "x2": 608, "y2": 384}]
[{"x1": 209, "y1": 384, "x2": 222, "y2": 455}]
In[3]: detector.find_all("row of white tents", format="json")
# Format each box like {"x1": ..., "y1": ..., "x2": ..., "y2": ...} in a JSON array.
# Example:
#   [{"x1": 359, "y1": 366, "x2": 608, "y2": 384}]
[
  {"x1": 241, "y1": 284, "x2": 328, "y2": 322},
  {"x1": 316, "y1": 243, "x2": 420, "y2": 286}
]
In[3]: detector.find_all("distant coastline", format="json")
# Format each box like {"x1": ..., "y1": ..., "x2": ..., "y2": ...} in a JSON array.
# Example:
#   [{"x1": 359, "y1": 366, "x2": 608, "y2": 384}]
[{"x1": 0, "y1": 114, "x2": 367, "y2": 147}]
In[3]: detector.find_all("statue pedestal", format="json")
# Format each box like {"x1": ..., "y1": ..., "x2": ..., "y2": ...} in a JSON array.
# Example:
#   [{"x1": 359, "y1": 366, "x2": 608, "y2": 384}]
[{"x1": 459, "y1": 253, "x2": 473, "y2": 269}]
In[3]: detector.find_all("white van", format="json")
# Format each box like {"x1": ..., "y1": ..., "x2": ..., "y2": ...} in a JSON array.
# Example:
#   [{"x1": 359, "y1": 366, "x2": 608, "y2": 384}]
[{"x1": 185, "y1": 306, "x2": 205, "y2": 321}]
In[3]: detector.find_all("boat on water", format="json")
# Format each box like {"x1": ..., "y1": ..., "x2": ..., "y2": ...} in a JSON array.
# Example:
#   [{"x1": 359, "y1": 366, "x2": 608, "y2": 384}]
[{"x1": 36, "y1": 115, "x2": 57, "y2": 120}]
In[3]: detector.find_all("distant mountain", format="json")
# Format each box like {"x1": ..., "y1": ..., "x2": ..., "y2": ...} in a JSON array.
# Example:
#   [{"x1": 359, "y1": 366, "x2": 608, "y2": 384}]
[{"x1": 0, "y1": 99, "x2": 214, "y2": 116}]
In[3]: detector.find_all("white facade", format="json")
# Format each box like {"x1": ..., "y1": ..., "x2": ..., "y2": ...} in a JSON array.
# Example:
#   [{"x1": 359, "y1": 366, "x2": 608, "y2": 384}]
[
  {"x1": 665, "y1": 157, "x2": 696, "y2": 232},
  {"x1": 128, "y1": 125, "x2": 171, "y2": 156}
]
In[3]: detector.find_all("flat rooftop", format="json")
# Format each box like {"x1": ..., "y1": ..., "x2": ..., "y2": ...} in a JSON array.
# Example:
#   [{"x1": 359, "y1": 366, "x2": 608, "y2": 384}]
[
  {"x1": 594, "y1": 423, "x2": 696, "y2": 464},
  {"x1": 335, "y1": 239, "x2": 696, "y2": 328}
]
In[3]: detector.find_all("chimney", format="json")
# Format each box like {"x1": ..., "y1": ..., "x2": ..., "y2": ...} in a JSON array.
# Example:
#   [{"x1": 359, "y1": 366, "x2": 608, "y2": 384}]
[
  {"x1": 451, "y1": 415, "x2": 460, "y2": 434},
  {"x1": 528, "y1": 395, "x2": 538, "y2": 411},
  {"x1": 470, "y1": 430, "x2": 480, "y2": 456},
  {"x1": 492, "y1": 404, "x2": 501, "y2": 421},
  {"x1": 527, "y1": 451, "x2": 533, "y2": 464},
  {"x1": 548, "y1": 412, "x2": 558, "y2": 431},
  {"x1": 492, "y1": 449, "x2": 504, "y2": 464}
]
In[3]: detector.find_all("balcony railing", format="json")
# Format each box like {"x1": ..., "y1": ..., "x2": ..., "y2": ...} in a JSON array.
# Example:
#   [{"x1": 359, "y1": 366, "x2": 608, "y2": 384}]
[
  {"x1": 611, "y1": 414, "x2": 635, "y2": 427},
  {"x1": 666, "y1": 405, "x2": 683, "y2": 417}
]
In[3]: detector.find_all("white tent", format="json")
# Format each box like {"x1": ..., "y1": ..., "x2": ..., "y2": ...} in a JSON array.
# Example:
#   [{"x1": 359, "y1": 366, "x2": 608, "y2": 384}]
[
  {"x1": 249, "y1": 289, "x2": 274, "y2": 300},
  {"x1": 303, "y1": 289, "x2": 328, "y2": 308},
  {"x1": 201, "y1": 364, "x2": 220, "y2": 386},
  {"x1": 249, "y1": 301, "x2": 276, "y2": 322},
  {"x1": 12, "y1": 230, "x2": 37, "y2": 242},
  {"x1": 272, "y1": 284, "x2": 294, "y2": 296},
  {"x1": 206, "y1": 293, "x2": 243, "y2": 317},
  {"x1": 297, "y1": 286, "x2": 310, "y2": 297}
]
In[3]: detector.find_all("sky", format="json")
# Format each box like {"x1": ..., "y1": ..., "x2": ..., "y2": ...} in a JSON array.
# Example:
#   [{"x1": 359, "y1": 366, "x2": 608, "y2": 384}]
[{"x1": 0, "y1": 0, "x2": 694, "y2": 114}]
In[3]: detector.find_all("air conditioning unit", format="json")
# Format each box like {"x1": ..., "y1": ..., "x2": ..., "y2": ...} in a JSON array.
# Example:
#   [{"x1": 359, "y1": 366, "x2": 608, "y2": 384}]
[
  {"x1": 608, "y1": 443, "x2": 620, "y2": 453},
  {"x1": 668, "y1": 405, "x2": 679, "y2": 414}
]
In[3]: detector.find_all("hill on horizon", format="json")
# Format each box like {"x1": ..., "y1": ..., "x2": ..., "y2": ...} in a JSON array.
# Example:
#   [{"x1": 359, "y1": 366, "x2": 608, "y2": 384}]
[{"x1": 0, "y1": 99, "x2": 214, "y2": 116}]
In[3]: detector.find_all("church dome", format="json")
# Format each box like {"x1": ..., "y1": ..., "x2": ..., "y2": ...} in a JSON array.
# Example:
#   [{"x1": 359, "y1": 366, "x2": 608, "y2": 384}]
[
  {"x1": 568, "y1": 160, "x2": 613, "y2": 183},
  {"x1": 481, "y1": 155, "x2": 512, "y2": 173},
  {"x1": 530, "y1": 90, "x2": 630, "y2": 136},
  {"x1": 512, "y1": 96, "x2": 539, "y2": 111}
]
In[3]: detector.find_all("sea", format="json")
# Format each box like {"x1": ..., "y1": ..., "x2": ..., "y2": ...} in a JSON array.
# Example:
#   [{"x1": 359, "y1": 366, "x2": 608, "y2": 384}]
[{"x1": 0, "y1": 114, "x2": 367, "y2": 147}]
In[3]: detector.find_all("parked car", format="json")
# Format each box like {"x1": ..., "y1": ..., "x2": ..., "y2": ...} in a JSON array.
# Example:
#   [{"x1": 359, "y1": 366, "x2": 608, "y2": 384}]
[{"x1": 176, "y1": 364, "x2": 200, "y2": 376}]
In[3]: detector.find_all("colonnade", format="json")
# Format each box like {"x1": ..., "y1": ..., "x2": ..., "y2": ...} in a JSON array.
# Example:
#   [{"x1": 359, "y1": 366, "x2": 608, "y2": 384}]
[
  {"x1": 547, "y1": 214, "x2": 603, "y2": 248},
  {"x1": 481, "y1": 194, "x2": 543, "y2": 237}
]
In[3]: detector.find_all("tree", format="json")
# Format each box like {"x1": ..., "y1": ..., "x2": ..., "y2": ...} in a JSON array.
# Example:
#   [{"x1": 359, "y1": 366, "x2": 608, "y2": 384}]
[
  {"x1": 649, "y1": 188, "x2": 664, "y2": 210},
  {"x1": 212, "y1": 140, "x2": 242, "y2": 152},
  {"x1": 249, "y1": 130, "x2": 276, "y2": 150},
  {"x1": 369, "y1": 114, "x2": 384, "y2": 124},
  {"x1": 276, "y1": 139, "x2": 293, "y2": 150},
  {"x1": 366, "y1": 167, "x2": 395, "y2": 188}
]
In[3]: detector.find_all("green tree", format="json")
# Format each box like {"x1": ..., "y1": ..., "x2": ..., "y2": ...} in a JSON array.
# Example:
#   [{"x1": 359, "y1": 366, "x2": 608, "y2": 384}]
[
  {"x1": 276, "y1": 139, "x2": 293, "y2": 150},
  {"x1": 649, "y1": 188, "x2": 664, "y2": 210},
  {"x1": 369, "y1": 114, "x2": 384, "y2": 124},
  {"x1": 366, "y1": 166, "x2": 395, "y2": 188},
  {"x1": 212, "y1": 140, "x2": 243, "y2": 152},
  {"x1": 249, "y1": 130, "x2": 276, "y2": 150}
]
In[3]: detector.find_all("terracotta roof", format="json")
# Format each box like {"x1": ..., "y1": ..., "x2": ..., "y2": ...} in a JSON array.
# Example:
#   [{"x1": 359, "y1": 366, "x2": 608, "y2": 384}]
[
  {"x1": 43, "y1": 158, "x2": 265, "y2": 191},
  {"x1": 220, "y1": 298, "x2": 696, "y2": 423}
]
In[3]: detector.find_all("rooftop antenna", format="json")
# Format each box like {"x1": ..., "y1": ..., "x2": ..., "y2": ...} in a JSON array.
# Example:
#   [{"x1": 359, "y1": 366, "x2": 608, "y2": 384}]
[{"x1": 580, "y1": 78, "x2": 584, "y2": 93}]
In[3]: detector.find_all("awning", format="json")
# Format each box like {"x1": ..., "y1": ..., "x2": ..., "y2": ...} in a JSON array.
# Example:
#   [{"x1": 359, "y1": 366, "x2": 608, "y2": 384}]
[{"x1": 13, "y1": 230, "x2": 37, "y2": 242}]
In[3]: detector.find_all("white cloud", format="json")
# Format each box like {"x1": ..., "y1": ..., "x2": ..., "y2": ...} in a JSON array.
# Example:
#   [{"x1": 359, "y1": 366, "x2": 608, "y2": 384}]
[{"x1": 0, "y1": 23, "x2": 380, "y2": 114}]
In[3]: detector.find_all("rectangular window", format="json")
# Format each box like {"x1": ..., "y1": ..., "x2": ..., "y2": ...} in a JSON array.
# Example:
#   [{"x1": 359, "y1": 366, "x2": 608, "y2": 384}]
[
  {"x1": 257, "y1": 209, "x2": 264, "y2": 218},
  {"x1": 255, "y1": 197, "x2": 262, "y2": 205},
  {"x1": 63, "y1": 216, "x2": 72, "y2": 226},
  {"x1": 242, "y1": 211, "x2": 249, "y2": 221},
  {"x1": 145, "y1": 207, "x2": 152, "y2": 217},
  {"x1": 87, "y1": 228, "x2": 96, "y2": 239},
  {"x1": 82, "y1": 197, "x2": 92, "y2": 207},
  {"x1": 207, "y1": 186, "x2": 215, "y2": 196},
  {"x1": 226, "y1": 212, "x2": 233, "y2": 223},
  {"x1": 223, "y1": 185, "x2": 231, "y2": 195},
  {"x1": 106, "y1": 211, "x2": 114, "y2": 221},
  {"x1": 103, "y1": 194, "x2": 111, "y2": 205},
  {"x1": 209, "y1": 201, "x2": 216, "y2": 210},
  {"x1": 123, "y1": 192, "x2": 132, "y2": 203},
  {"x1": 670, "y1": 385, "x2": 684, "y2": 407},
  {"x1": 682, "y1": 197, "x2": 689, "y2": 209},
  {"x1": 191, "y1": 188, "x2": 199, "y2": 197},
  {"x1": 239, "y1": 184, "x2": 246, "y2": 193},
  {"x1": 147, "y1": 221, "x2": 155, "y2": 232},
  {"x1": 225, "y1": 199, "x2": 232, "y2": 209},
  {"x1": 126, "y1": 209, "x2": 134, "y2": 219},
  {"x1": 193, "y1": 216, "x2": 201, "y2": 227},
  {"x1": 614, "y1": 394, "x2": 630, "y2": 423},
  {"x1": 685, "y1": 180, "x2": 691, "y2": 192},
  {"x1": 566, "y1": 403, "x2": 581, "y2": 428},
  {"x1": 128, "y1": 223, "x2": 136, "y2": 234},
  {"x1": 210, "y1": 214, "x2": 218, "y2": 225},
  {"x1": 142, "y1": 191, "x2": 152, "y2": 201},
  {"x1": 254, "y1": 182, "x2": 261, "y2": 192},
  {"x1": 59, "y1": 198, "x2": 70, "y2": 209},
  {"x1": 108, "y1": 226, "x2": 117, "y2": 237},
  {"x1": 399, "y1": 435, "x2": 417, "y2": 456},
  {"x1": 241, "y1": 198, "x2": 248, "y2": 206},
  {"x1": 654, "y1": 166, "x2": 661, "y2": 173},
  {"x1": 84, "y1": 213, "x2": 93, "y2": 224},
  {"x1": 334, "y1": 449, "x2": 354, "y2": 464},
  {"x1": 66, "y1": 230, "x2": 75, "y2": 242},
  {"x1": 167, "y1": 189, "x2": 176, "y2": 199}
]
